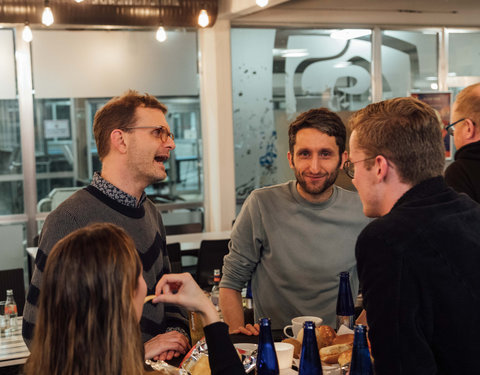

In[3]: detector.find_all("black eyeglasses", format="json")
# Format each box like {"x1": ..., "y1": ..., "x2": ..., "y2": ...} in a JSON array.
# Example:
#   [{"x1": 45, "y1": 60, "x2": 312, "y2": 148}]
[
  {"x1": 445, "y1": 118, "x2": 465, "y2": 136},
  {"x1": 343, "y1": 156, "x2": 377, "y2": 179},
  {"x1": 123, "y1": 126, "x2": 174, "y2": 142}
]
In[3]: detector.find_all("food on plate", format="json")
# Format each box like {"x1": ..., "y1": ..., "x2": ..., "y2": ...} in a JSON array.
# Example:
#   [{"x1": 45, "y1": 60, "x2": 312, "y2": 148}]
[
  {"x1": 317, "y1": 325, "x2": 336, "y2": 347},
  {"x1": 332, "y1": 333, "x2": 354, "y2": 346},
  {"x1": 190, "y1": 354, "x2": 211, "y2": 375},
  {"x1": 337, "y1": 349, "x2": 352, "y2": 367},
  {"x1": 282, "y1": 338, "x2": 302, "y2": 359},
  {"x1": 319, "y1": 343, "x2": 352, "y2": 364}
]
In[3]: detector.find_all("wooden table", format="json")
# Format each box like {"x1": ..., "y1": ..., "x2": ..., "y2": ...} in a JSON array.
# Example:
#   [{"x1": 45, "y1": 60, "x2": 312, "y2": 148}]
[{"x1": 0, "y1": 317, "x2": 30, "y2": 367}]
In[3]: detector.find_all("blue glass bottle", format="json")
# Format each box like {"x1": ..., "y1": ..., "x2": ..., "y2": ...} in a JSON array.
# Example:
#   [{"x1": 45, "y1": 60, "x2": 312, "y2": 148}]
[
  {"x1": 256, "y1": 318, "x2": 279, "y2": 375},
  {"x1": 336, "y1": 271, "x2": 355, "y2": 330},
  {"x1": 299, "y1": 321, "x2": 323, "y2": 375},
  {"x1": 349, "y1": 325, "x2": 373, "y2": 375}
]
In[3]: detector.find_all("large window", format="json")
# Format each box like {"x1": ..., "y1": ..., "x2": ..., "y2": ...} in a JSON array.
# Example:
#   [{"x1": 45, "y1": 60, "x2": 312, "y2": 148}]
[
  {"x1": 30, "y1": 29, "x2": 203, "y2": 215},
  {"x1": 0, "y1": 29, "x2": 22, "y2": 215},
  {"x1": 381, "y1": 30, "x2": 439, "y2": 98},
  {"x1": 231, "y1": 28, "x2": 372, "y2": 205}
]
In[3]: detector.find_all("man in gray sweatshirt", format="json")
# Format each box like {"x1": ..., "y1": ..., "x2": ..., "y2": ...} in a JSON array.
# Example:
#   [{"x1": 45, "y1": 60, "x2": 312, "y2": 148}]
[
  {"x1": 220, "y1": 108, "x2": 369, "y2": 333},
  {"x1": 23, "y1": 90, "x2": 190, "y2": 361}
]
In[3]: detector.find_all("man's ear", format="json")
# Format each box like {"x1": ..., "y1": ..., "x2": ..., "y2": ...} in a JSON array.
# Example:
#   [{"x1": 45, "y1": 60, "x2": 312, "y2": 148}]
[
  {"x1": 341, "y1": 151, "x2": 348, "y2": 168},
  {"x1": 110, "y1": 129, "x2": 128, "y2": 154},
  {"x1": 465, "y1": 118, "x2": 478, "y2": 140},
  {"x1": 375, "y1": 155, "x2": 390, "y2": 182},
  {"x1": 287, "y1": 151, "x2": 294, "y2": 169}
]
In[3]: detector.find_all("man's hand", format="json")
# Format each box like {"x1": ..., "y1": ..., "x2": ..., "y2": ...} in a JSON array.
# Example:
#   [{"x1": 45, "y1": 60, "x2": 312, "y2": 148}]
[
  {"x1": 144, "y1": 331, "x2": 190, "y2": 361},
  {"x1": 229, "y1": 323, "x2": 260, "y2": 336}
]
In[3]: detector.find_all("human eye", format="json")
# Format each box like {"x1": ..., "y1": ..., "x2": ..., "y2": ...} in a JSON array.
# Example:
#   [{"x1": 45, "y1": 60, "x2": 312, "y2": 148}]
[
  {"x1": 152, "y1": 128, "x2": 163, "y2": 138},
  {"x1": 297, "y1": 150, "x2": 310, "y2": 158}
]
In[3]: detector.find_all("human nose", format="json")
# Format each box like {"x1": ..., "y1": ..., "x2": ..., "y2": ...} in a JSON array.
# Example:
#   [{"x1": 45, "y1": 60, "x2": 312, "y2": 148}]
[
  {"x1": 164, "y1": 136, "x2": 175, "y2": 150},
  {"x1": 309, "y1": 156, "x2": 322, "y2": 173}
]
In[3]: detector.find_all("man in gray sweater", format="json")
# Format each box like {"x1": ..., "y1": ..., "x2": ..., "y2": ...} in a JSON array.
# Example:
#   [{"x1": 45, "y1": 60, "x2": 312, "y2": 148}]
[
  {"x1": 220, "y1": 108, "x2": 369, "y2": 333},
  {"x1": 23, "y1": 90, "x2": 190, "y2": 361}
]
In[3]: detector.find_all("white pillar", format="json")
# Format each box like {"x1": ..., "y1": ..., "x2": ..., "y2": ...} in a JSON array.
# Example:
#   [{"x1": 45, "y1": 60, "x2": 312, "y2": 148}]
[
  {"x1": 198, "y1": 20, "x2": 236, "y2": 231},
  {"x1": 15, "y1": 26, "x2": 38, "y2": 245}
]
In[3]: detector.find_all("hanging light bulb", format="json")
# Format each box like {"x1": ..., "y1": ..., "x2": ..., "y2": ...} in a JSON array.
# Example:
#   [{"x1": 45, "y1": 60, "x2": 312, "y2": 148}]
[
  {"x1": 256, "y1": 0, "x2": 269, "y2": 7},
  {"x1": 198, "y1": 9, "x2": 209, "y2": 28},
  {"x1": 22, "y1": 22, "x2": 33, "y2": 43},
  {"x1": 42, "y1": 1, "x2": 54, "y2": 26},
  {"x1": 156, "y1": 26, "x2": 167, "y2": 42}
]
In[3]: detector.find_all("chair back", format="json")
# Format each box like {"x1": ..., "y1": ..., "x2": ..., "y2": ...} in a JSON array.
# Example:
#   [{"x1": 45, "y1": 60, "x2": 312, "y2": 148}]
[
  {"x1": 0, "y1": 268, "x2": 26, "y2": 316},
  {"x1": 195, "y1": 239, "x2": 230, "y2": 290},
  {"x1": 166, "y1": 242, "x2": 183, "y2": 273}
]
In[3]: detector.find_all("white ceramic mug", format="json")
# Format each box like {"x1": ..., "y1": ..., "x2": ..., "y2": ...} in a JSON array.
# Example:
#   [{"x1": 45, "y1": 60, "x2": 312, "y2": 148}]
[
  {"x1": 274, "y1": 342, "x2": 294, "y2": 369},
  {"x1": 283, "y1": 316, "x2": 323, "y2": 338}
]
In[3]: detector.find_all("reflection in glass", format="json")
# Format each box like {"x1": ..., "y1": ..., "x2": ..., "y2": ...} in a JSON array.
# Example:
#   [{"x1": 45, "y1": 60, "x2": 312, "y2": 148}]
[{"x1": 231, "y1": 28, "x2": 372, "y2": 205}]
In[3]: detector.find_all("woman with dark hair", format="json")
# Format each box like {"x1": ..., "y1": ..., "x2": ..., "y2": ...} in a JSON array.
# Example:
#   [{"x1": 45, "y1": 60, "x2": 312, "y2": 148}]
[{"x1": 24, "y1": 223, "x2": 245, "y2": 375}]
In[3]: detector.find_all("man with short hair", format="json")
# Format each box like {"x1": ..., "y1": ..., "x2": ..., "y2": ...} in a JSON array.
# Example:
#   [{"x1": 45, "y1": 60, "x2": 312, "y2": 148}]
[
  {"x1": 445, "y1": 82, "x2": 480, "y2": 203},
  {"x1": 220, "y1": 108, "x2": 369, "y2": 333},
  {"x1": 348, "y1": 97, "x2": 480, "y2": 374},
  {"x1": 23, "y1": 90, "x2": 190, "y2": 361}
]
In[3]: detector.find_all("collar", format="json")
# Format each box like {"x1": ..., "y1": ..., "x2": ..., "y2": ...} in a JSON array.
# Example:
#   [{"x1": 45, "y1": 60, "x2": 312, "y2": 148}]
[
  {"x1": 454, "y1": 139, "x2": 480, "y2": 161},
  {"x1": 392, "y1": 176, "x2": 446, "y2": 210},
  {"x1": 90, "y1": 172, "x2": 147, "y2": 208}
]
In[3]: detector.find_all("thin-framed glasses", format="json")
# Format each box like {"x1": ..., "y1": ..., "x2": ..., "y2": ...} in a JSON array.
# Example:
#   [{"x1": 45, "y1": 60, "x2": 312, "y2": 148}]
[
  {"x1": 124, "y1": 126, "x2": 174, "y2": 142},
  {"x1": 343, "y1": 156, "x2": 377, "y2": 179},
  {"x1": 445, "y1": 118, "x2": 465, "y2": 136}
]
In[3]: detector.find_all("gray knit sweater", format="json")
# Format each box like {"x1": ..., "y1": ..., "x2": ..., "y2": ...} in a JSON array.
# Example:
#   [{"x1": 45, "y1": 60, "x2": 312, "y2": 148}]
[
  {"x1": 22, "y1": 185, "x2": 189, "y2": 347},
  {"x1": 221, "y1": 181, "x2": 369, "y2": 329}
]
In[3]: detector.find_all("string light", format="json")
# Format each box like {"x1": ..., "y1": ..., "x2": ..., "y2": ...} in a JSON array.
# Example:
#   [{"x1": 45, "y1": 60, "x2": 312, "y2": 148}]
[
  {"x1": 256, "y1": 0, "x2": 269, "y2": 7},
  {"x1": 156, "y1": 26, "x2": 167, "y2": 42},
  {"x1": 42, "y1": 0, "x2": 54, "y2": 26},
  {"x1": 198, "y1": 9, "x2": 209, "y2": 28},
  {"x1": 22, "y1": 22, "x2": 33, "y2": 43}
]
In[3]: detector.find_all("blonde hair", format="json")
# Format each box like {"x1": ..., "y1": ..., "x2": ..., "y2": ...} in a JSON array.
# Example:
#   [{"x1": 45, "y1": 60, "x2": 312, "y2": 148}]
[
  {"x1": 454, "y1": 83, "x2": 480, "y2": 127},
  {"x1": 24, "y1": 223, "x2": 146, "y2": 375},
  {"x1": 349, "y1": 97, "x2": 445, "y2": 185}
]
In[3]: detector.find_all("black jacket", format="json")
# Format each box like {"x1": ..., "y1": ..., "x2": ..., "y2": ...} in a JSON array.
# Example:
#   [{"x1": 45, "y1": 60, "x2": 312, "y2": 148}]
[
  {"x1": 445, "y1": 139, "x2": 480, "y2": 203},
  {"x1": 356, "y1": 177, "x2": 480, "y2": 375}
]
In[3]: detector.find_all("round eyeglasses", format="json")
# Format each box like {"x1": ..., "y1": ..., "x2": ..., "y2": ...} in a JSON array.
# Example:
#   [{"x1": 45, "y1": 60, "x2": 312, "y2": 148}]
[
  {"x1": 123, "y1": 126, "x2": 174, "y2": 142},
  {"x1": 343, "y1": 156, "x2": 377, "y2": 179}
]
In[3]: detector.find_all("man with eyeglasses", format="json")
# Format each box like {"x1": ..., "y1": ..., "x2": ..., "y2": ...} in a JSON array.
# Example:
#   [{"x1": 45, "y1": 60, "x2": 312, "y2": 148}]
[
  {"x1": 347, "y1": 97, "x2": 480, "y2": 374},
  {"x1": 23, "y1": 90, "x2": 191, "y2": 361},
  {"x1": 220, "y1": 108, "x2": 369, "y2": 334},
  {"x1": 444, "y1": 82, "x2": 480, "y2": 203}
]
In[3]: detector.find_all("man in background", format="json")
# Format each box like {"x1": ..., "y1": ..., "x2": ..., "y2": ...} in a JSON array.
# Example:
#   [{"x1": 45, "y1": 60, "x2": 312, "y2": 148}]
[
  {"x1": 445, "y1": 82, "x2": 480, "y2": 203},
  {"x1": 220, "y1": 108, "x2": 369, "y2": 333},
  {"x1": 23, "y1": 90, "x2": 190, "y2": 361},
  {"x1": 349, "y1": 97, "x2": 480, "y2": 374}
]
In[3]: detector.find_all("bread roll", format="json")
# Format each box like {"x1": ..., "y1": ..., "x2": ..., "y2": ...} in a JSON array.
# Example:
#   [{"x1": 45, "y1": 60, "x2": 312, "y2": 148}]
[
  {"x1": 332, "y1": 333, "x2": 354, "y2": 346},
  {"x1": 337, "y1": 349, "x2": 352, "y2": 367},
  {"x1": 317, "y1": 325, "x2": 336, "y2": 348},
  {"x1": 282, "y1": 338, "x2": 302, "y2": 359},
  {"x1": 319, "y1": 343, "x2": 352, "y2": 364}
]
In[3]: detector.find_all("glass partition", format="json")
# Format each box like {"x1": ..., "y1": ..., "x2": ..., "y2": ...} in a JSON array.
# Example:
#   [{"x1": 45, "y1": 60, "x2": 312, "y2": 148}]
[
  {"x1": 381, "y1": 30, "x2": 439, "y2": 98},
  {"x1": 30, "y1": 29, "x2": 203, "y2": 215},
  {"x1": 231, "y1": 28, "x2": 372, "y2": 206}
]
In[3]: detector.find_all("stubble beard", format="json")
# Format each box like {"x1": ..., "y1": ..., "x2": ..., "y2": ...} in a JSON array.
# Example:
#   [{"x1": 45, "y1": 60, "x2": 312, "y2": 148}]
[{"x1": 295, "y1": 168, "x2": 339, "y2": 197}]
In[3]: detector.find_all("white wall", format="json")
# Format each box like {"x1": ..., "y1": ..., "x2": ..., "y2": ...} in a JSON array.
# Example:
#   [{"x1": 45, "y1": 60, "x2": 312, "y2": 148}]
[{"x1": 31, "y1": 30, "x2": 198, "y2": 99}]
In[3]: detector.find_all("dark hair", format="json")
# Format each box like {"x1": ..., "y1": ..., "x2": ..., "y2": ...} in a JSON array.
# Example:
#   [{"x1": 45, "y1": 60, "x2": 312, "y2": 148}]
[
  {"x1": 349, "y1": 97, "x2": 445, "y2": 185},
  {"x1": 288, "y1": 108, "x2": 346, "y2": 155},
  {"x1": 93, "y1": 89, "x2": 167, "y2": 160},
  {"x1": 24, "y1": 223, "x2": 145, "y2": 375}
]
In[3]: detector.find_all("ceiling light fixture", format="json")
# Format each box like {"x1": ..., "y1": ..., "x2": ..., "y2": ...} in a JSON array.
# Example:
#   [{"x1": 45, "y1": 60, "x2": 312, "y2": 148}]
[
  {"x1": 198, "y1": 9, "x2": 209, "y2": 28},
  {"x1": 74, "y1": 0, "x2": 84, "y2": 2},
  {"x1": 256, "y1": 0, "x2": 269, "y2": 7},
  {"x1": 22, "y1": 22, "x2": 33, "y2": 43},
  {"x1": 42, "y1": 0, "x2": 54, "y2": 26},
  {"x1": 330, "y1": 29, "x2": 371, "y2": 40},
  {"x1": 156, "y1": 26, "x2": 167, "y2": 42}
]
